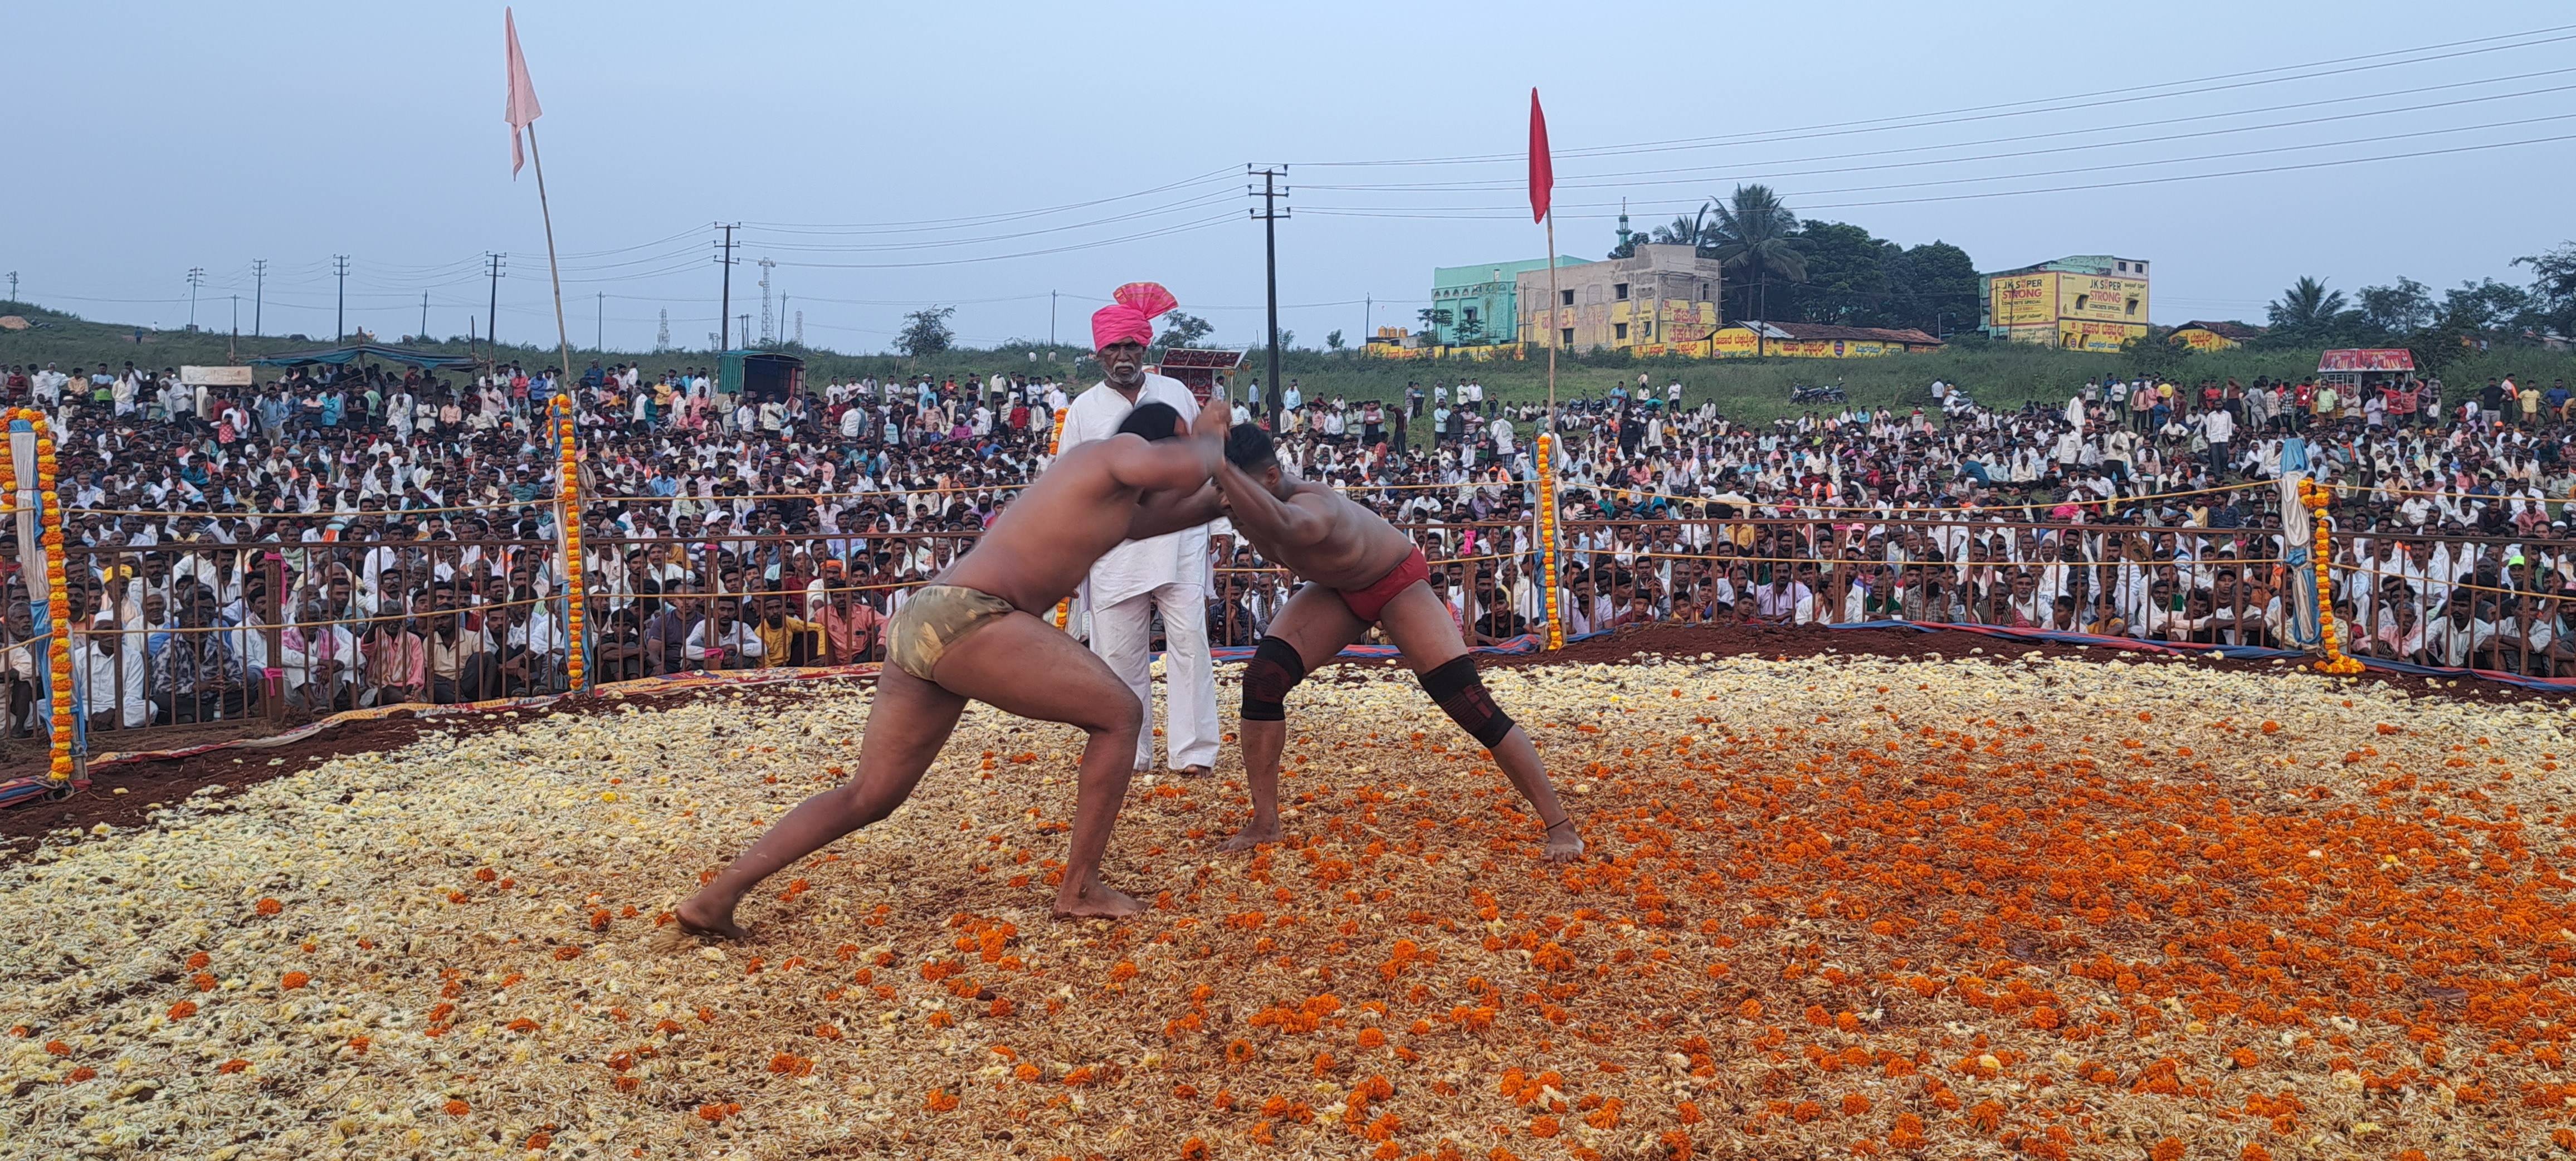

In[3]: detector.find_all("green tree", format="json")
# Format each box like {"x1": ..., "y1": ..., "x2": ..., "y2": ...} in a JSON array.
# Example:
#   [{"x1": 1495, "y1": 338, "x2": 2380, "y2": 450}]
[
  {"x1": 1454, "y1": 315, "x2": 1487, "y2": 345},
  {"x1": 1325, "y1": 329, "x2": 1345, "y2": 352},
  {"x1": 2516, "y1": 240, "x2": 2576, "y2": 335},
  {"x1": 1704, "y1": 184, "x2": 1807, "y2": 321},
  {"x1": 1416, "y1": 308, "x2": 1452, "y2": 344},
  {"x1": 1157, "y1": 312, "x2": 1213, "y2": 348},
  {"x1": 2262, "y1": 277, "x2": 2353, "y2": 347},
  {"x1": 1786, "y1": 221, "x2": 1895, "y2": 325},
  {"x1": 1881, "y1": 241, "x2": 1979, "y2": 335},
  {"x1": 2354, "y1": 277, "x2": 2433, "y2": 339},
  {"x1": 896, "y1": 306, "x2": 955, "y2": 358}
]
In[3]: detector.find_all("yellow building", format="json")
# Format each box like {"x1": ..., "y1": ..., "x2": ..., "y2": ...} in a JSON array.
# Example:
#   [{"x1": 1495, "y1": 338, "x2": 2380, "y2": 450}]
[
  {"x1": 2169, "y1": 320, "x2": 2265, "y2": 352},
  {"x1": 1704, "y1": 321, "x2": 1943, "y2": 358},
  {"x1": 1980, "y1": 255, "x2": 2151, "y2": 352}
]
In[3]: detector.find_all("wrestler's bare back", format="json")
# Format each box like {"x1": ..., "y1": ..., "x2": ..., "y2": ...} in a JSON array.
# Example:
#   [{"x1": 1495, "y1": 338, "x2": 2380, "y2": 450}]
[{"x1": 943, "y1": 423, "x2": 1220, "y2": 613}]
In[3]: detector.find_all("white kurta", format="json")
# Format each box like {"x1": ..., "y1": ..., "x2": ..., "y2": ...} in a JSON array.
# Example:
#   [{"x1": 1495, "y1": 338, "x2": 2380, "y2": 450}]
[
  {"x1": 1061, "y1": 373, "x2": 1219, "y2": 770},
  {"x1": 1062, "y1": 375, "x2": 1210, "y2": 609}
]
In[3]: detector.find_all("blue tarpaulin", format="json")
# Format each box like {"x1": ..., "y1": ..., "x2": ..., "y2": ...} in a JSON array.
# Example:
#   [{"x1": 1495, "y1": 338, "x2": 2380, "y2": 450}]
[{"x1": 248, "y1": 343, "x2": 477, "y2": 371}]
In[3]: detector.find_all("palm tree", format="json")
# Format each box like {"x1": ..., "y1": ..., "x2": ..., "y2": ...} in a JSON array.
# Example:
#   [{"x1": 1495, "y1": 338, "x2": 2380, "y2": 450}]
[
  {"x1": 1648, "y1": 208, "x2": 1709, "y2": 249},
  {"x1": 2265, "y1": 276, "x2": 2347, "y2": 336},
  {"x1": 1705, "y1": 184, "x2": 1807, "y2": 321}
]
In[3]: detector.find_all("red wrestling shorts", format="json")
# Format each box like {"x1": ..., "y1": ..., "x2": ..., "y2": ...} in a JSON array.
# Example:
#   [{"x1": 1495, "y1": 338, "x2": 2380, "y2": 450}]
[{"x1": 1334, "y1": 546, "x2": 1430, "y2": 624}]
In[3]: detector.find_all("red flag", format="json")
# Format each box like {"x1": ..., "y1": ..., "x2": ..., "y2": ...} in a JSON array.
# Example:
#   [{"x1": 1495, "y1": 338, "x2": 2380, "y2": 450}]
[
  {"x1": 1528, "y1": 88, "x2": 1553, "y2": 224},
  {"x1": 504, "y1": 8, "x2": 544, "y2": 178}
]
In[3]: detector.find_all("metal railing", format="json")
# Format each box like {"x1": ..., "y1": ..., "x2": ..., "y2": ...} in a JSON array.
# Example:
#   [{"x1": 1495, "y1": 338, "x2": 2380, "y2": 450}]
[{"x1": 9, "y1": 506, "x2": 2568, "y2": 766}]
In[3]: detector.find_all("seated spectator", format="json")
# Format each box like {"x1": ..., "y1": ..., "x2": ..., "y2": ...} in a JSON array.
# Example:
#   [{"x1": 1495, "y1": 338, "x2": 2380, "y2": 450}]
[{"x1": 684, "y1": 598, "x2": 764, "y2": 671}]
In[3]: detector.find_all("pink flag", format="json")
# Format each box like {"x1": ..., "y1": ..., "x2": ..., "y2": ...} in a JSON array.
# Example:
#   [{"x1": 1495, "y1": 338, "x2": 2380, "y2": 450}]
[
  {"x1": 1528, "y1": 88, "x2": 1553, "y2": 224},
  {"x1": 504, "y1": 8, "x2": 544, "y2": 178}
]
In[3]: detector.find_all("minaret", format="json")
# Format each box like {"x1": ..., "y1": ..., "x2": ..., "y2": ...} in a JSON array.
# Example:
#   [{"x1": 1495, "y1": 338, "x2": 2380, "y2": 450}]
[{"x1": 1616, "y1": 198, "x2": 1632, "y2": 253}]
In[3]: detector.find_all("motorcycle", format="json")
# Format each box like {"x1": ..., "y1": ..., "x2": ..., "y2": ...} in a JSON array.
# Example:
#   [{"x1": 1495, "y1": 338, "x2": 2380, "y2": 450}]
[{"x1": 1789, "y1": 383, "x2": 1846, "y2": 406}]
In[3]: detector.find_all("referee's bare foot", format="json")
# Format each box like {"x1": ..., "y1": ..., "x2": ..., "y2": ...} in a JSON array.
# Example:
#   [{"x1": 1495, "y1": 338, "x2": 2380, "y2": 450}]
[
  {"x1": 1052, "y1": 872, "x2": 1148, "y2": 920},
  {"x1": 1216, "y1": 818, "x2": 1283, "y2": 853}
]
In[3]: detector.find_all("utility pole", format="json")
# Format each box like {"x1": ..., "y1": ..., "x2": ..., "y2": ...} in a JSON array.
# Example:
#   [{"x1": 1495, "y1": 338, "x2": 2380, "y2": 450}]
[
  {"x1": 1364, "y1": 294, "x2": 1371, "y2": 348},
  {"x1": 5, "y1": 271, "x2": 16, "y2": 304},
  {"x1": 739, "y1": 314, "x2": 752, "y2": 347},
  {"x1": 758, "y1": 257, "x2": 776, "y2": 346},
  {"x1": 419, "y1": 291, "x2": 430, "y2": 342},
  {"x1": 230, "y1": 295, "x2": 239, "y2": 359},
  {"x1": 484, "y1": 252, "x2": 507, "y2": 352},
  {"x1": 779, "y1": 295, "x2": 790, "y2": 345},
  {"x1": 1247, "y1": 164, "x2": 1290, "y2": 425},
  {"x1": 250, "y1": 260, "x2": 265, "y2": 336},
  {"x1": 656, "y1": 309, "x2": 670, "y2": 353},
  {"x1": 186, "y1": 267, "x2": 206, "y2": 330},
  {"x1": 332, "y1": 255, "x2": 350, "y2": 342},
  {"x1": 1050, "y1": 290, "x2": 1057, "y2": 349},
  {"x1": 714, "y1": 223, "x2": 739, "y2": 350},
  {"x1": 794, "y1": 310, "x2": 803, "y2": 347}
]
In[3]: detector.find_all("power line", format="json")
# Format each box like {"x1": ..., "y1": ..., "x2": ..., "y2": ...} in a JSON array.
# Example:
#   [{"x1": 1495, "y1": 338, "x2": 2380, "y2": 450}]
[
  {"x1": 763, "y1": 212, "x2": 1241, "y2": 271},
  {"x1": 1298, "y1": 129, "x2": 2576, "y2": 220},
  {"x1": 1302, "y1": 110, "x2": 2576, "y2": 214},
  {"x1": 740, "y1": 167, "x2": 1238, "y2": 235},
  {"x1": 1296, "y1": 23, "x2": 2576, "y2": 168},
  {"x1": 1304, "y1": 71, "x2": 2576, "y2": 193}
]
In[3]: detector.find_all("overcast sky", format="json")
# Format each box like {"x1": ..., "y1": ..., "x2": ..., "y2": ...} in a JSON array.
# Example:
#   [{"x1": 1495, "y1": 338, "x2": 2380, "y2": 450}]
[{"x1": 10, "y1": 1, "x2": 2573, "y2": 354}]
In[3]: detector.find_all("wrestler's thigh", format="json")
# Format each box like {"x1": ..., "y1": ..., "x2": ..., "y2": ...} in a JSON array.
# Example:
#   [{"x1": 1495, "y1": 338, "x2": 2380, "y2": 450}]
[
  {"x1": 847, "y1": 664, "x2": 971, "y2": 792},
  {"x1": 931, "y1": 612, "x2": 1139, "y2": 734},
  {"x1": 1267, "y1": 583, "x2": 1370, "y2": 671},
  {"x1": 1373, "y1": 582, "x2": 1472, "y2": 675}
]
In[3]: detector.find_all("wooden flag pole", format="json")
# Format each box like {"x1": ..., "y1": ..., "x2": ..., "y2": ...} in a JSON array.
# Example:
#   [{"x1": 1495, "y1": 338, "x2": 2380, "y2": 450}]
[
  {"x1": 524, "y1": 121, "x2": 575, "y2": 397},
  {"x1": 1540, "y1": 208, "x2": 1562, "y2": 650}
]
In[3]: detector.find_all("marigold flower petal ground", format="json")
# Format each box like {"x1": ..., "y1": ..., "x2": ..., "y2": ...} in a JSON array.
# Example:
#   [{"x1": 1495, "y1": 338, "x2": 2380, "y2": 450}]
[{"x1": 0, "y1": 654, "x2": 2569, "y2": 1159}]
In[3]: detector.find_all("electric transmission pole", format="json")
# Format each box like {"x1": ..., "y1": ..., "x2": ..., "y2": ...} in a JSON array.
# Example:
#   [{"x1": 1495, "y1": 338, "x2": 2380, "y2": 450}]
[
  {"x1": 250, "y1": 259, "x2": 266, "y2": 336},
  {"x1": 6, "y1": 271, "x2": 17, "y2": 305},
  {"x1": 332, "y1": 255, "x2": 351, "y2": 341},
  {"x1": 714, "y1": 223, "x2": 739, "y2": 350},
  {"x1": 186, "y1": 267, "x2": 206, "y2": 330},
  {"x1": 484, "y1": 252, "x2": 507, "y2": 351},
  {"x1": 758, "y1": 257, "x2": 775, "y2": 346},
  {"x1": 1247, "y1": 165, "x2": 1290, "y2": 425},
  {"x1": 596, "y1": 292, "x2": 604, "y2": 352},
  {"x1": 656, "y1": 309, "x2": 670, "y2": 353}
]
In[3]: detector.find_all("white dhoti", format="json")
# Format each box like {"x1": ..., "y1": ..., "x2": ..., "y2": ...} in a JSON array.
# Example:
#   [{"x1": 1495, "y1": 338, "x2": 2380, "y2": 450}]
[
  {"x1": 1064, "y1": 374, "x2": 1220, "y2": 771},
  {"x1": 1087, "y1": 578, "x2": 1220, "y2": 770}
]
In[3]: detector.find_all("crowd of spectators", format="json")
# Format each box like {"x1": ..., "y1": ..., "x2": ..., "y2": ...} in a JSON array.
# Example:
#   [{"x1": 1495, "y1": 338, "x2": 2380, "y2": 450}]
[{"x1": 0, "y1": 353, "x2": 2571, "y2": 745}]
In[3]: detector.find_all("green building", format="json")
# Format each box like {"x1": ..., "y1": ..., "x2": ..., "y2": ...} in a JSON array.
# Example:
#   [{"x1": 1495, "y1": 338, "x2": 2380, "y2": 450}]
[{"x1": 1427, "y1": 256, "x2": 1592, "y2": 345}]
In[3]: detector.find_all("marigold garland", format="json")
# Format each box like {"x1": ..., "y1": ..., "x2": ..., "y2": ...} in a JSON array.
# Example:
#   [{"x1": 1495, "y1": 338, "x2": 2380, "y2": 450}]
[
  {"x1": 1047, "y1": 403, "x2": 1072, "y2": 631},
  {"x1": 2, "y1": 407, "x2": 75, "y2": 780},
  {"x1": 1534, "y1": 432, "x2": 1563, "y2": 651},
  {"x1": 2298, "y1": 479, "x2": 2363, "y2": 675},
  {"x1": 551, "y1": 396, "x2": 588, "y2": 690}
]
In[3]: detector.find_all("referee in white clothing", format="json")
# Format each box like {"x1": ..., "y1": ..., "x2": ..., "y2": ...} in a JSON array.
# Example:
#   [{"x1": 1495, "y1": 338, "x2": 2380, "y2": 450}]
[{"x1": 1062, "y1": 284, "x2": 1220, "y2": 776}]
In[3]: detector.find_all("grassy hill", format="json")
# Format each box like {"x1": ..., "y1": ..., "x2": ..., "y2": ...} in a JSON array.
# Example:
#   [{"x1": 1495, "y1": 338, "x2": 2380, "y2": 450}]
[{"x1": 7, "y1": 298, "x2": 2570, "y2": 427}]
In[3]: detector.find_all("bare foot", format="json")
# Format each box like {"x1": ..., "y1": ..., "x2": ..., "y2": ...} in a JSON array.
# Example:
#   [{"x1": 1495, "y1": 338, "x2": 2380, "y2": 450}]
[
  {"x1": 1052, "y1": 874, "x2": 1148, "y2": 920},
  {"x1": 1178, "y1": 765, "x2": 1213, "y2": 778},
  {"x1": 673, "y1": 894, "x2": 749, "y2": 942},
  {"x1": 1216, "y1": 819, "x2": 1284, "y2": 853},
  {"x1": 1544, "y1": 818, "x2": 1585, "y2": 863}
]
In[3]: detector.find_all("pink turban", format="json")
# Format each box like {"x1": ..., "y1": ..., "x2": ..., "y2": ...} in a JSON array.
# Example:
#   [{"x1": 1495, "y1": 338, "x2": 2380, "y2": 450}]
[{"x1": 1090, "y1": 282, "x2": 1178, "y2": 350}]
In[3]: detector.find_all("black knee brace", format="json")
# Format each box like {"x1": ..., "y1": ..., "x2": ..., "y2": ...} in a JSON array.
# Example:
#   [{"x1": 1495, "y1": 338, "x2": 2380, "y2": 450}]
[
  {"x1": 1419, "y1": 655, "x2": 1515, "y2": 748},
  {"x1": 1241, "y1": 636, "x2": 1307, "y2": 722}
]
